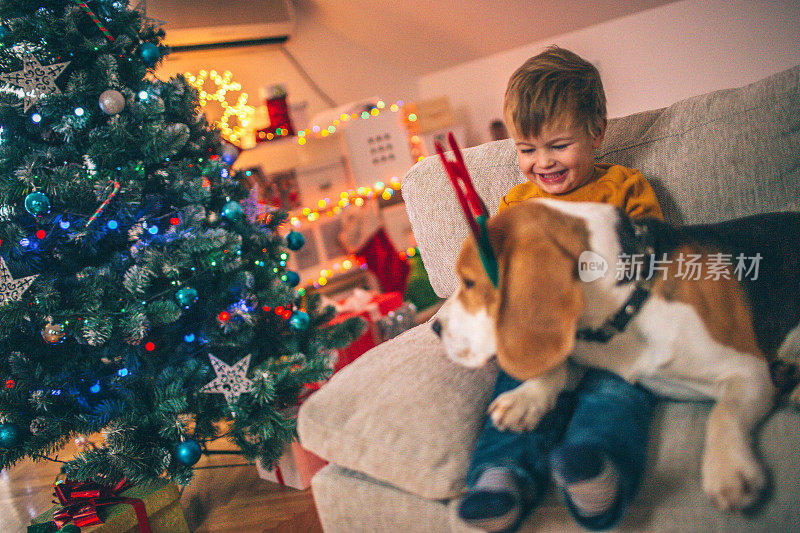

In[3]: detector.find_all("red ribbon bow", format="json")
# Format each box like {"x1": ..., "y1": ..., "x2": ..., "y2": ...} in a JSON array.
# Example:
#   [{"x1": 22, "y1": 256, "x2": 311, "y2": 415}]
[{"x1": 52, "y1": 478, "x2": 152, "y2": 533}]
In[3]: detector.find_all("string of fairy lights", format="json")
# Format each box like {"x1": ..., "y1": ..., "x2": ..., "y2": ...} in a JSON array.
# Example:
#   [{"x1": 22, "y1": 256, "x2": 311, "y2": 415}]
[
  {"x1": 183, "y1": 70, "x2": 411, "y2": 149},
  {"x1": 287, "y1": 176, "x2": 402, "y2": 227},
  {"x1": 299, "y1": 248, "x2": 419, "y2": 290}
]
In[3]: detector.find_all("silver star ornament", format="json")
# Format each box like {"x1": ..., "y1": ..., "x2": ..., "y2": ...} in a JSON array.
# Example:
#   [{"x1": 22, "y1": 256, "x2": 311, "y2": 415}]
[
  {"x1": 200, "y1": 354, "x2": 254, "y2": 406},
  {"x1": 0, "y1": 256, "x2": 38, "y2": 306},
  {"x1": 0, "y1": 54, "x2": 70, "y2": 112}
]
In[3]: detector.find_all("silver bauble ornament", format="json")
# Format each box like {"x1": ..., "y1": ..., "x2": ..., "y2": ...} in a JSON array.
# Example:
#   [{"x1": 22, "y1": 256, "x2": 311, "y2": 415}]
[
  {"x1": 29, "y1": 417, "x2": 47, "y2": 436},
  {"x1": 167, "y1": 122, "x2": 190, "y2": 136},
  {"x1": 219, "y1": 142, "x2": 239, "y2": 165},
  {"x1": 99, "y1": 89, "x2": 125, "y2": 115},
  {"x1": 42, "y1": 322, "x2": 66, "y2": 344}
]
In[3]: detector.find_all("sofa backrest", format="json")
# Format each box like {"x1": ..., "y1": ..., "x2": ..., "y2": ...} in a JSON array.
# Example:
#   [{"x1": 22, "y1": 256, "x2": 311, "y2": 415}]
[{"x1": 402, "y1": 65, "x2": 800, "y2": 298}]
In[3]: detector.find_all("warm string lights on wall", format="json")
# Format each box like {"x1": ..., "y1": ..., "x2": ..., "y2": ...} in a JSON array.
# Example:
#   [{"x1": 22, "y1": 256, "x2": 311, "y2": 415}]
[
  {"x1": 182, "y1": 73, "x2": 424, "y2": 289},
  {"x1": 285, "y1": 99, "x2": 406, "y2": 145},
  {"x1": 302, "y1": 247, "x2": 418, "y2": 290},
  {"x1": 183, "y1": 69, "x2": 426, "y2": 160},
  {"x1": 287, "y1": 176, "x2": 402, "y2": 229},
  {"x1": 251, "y1": 99, "x2": 407, "y2": 144},
  {"x1": 184, "y1": 70, "x2": 255, "y2": 144}
]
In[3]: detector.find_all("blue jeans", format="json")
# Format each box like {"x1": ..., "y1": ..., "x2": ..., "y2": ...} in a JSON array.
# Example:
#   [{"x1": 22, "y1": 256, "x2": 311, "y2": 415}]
[{"x1": 466, "y1": 367, "x2": 655, "y2": 530}]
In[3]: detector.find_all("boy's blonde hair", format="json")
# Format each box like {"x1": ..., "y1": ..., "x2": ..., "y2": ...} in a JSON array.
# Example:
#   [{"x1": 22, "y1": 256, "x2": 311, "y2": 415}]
[{"x1": 504, "y1": 46, "x2": 606, "y2": 139}]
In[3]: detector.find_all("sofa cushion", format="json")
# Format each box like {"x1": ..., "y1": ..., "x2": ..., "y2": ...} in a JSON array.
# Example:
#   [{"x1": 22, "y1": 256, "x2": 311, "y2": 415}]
[
  {"x1": 404, "y1": 65, "x2": 800, "y2": 298},
  {"x1": 309, "y1": 404, "x2": 800, "y2": 532},
  {"x1": 402, "y1": 139, "x2": 523, "y2": 299},
  {"x1": 298, "y1": 320, "x2": 498, "y2": 499}
]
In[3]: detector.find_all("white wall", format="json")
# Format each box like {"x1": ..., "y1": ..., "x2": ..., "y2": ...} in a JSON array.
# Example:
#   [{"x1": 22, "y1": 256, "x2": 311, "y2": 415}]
[{"x1": 417, "y1": 0, "x2": 800, "y2": 147}]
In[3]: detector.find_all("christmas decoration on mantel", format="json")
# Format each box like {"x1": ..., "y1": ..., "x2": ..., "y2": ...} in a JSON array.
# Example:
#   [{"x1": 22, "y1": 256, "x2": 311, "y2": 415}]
[
  {"x1": 0, "y1": 0, "x2": 364, "y2": 489},
  {"x1": 286, "y1": 176, "x2": 402, "y2": 229}
]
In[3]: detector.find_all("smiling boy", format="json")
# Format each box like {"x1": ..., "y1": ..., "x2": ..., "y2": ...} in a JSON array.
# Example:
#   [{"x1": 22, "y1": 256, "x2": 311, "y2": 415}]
[
  {"x1": 500, "y1": 53, "x2": 661, "y2": 217},
  {"x1": 458, "y1": 47, "x2": 662, "y2": 532}
]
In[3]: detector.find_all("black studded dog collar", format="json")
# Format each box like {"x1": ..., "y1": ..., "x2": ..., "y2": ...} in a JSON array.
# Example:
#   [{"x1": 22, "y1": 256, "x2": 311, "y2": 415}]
[{"x1": 576, "y1": 219, "x2": 656, "y2": 344}]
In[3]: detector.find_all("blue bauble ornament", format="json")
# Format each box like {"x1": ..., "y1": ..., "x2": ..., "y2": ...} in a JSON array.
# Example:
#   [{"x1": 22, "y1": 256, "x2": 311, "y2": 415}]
[
  {"x1": 24, "y1": 191, "x2": 51, "y2": 216},
  {"x1": 282, "y1": 270, "x2": 300, "y2": 287},
  {"x1": 285, "y1": 230, "x2": 305, "y2": 251},
  {"x1": 0, "y1": 422, "x2": 20, "y2": 447},
  {"x1": 221, "y1": 201, "x2": 243, "y2": 222},
  {"x1": 0, "y1": 27, "x2": 8, "y2": 42},
  {"x1": 219, "y1": 142, "x2": 239, "y2": 165},
  {"x1": 289, "y1": 310, "x2": 310, "y2": 330},
  {"x1": 138, "y1": 42, "x2": 161, "y2": 67},
  {"x1": 174, "y1": 438, "x2": 202, "y2": 466},
  {"x1": 175, "y1": 286, "x2": 198, "y2": 308}
]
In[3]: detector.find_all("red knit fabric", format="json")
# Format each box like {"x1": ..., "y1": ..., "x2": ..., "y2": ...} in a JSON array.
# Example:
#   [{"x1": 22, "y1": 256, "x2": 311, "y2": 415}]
[
  {"x1": 356, "y1": 228, "x2": 410, "y2": 294},
  {"x1": 266, "y1": 95, "x2": 294, "y2": 135}
]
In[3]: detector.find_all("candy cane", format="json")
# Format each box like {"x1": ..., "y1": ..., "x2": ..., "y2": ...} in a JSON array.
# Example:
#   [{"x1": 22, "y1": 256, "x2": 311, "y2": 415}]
[
  {"x1": 73, "y1": 1, "x2": 116, "y2": 43},
  {"x1": 85, "y1": 181, "x2": 120, "y2": 229}
]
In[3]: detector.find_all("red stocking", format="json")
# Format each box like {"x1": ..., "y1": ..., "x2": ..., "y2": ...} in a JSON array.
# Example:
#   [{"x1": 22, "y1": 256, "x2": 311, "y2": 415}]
[{"x1": 356, "y1": 229, "x2": 410, "y2": 294}]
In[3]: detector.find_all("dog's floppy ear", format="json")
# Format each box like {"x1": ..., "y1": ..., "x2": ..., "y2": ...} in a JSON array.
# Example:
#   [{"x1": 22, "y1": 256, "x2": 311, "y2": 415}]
[{"x1": 493, "y1": 206, "x2": 586, "y2": 380}]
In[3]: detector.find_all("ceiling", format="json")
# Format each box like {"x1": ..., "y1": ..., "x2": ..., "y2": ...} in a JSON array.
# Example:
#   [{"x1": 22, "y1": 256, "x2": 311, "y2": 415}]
[
  {"x1": 297, "y1": 0, "x2": 678, "y2": 77},
  {"x1": 150, "y1": 0, "x2": 679, "y2": 78}
]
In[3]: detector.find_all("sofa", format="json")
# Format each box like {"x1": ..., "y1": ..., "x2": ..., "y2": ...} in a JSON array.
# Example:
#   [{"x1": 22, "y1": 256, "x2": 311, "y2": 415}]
[{"x1": 297, "y1": 65, "x2": 800, "y2": 532}]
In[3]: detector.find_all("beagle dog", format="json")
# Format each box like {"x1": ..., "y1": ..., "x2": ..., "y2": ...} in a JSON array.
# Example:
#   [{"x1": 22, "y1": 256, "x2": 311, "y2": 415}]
[{"x1": 432, "y1": 198, "x2": 800, "y2": 512}]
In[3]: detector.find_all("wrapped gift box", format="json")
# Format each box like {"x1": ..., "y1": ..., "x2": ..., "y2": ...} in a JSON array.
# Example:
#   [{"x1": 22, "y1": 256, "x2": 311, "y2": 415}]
[
  {"x1": 30, "y1": 478, "x2": 188, "y2": 533},
  {"x1": 256, "y1": 440, "x2": 328, "y2": 490},
  {"x1": 327, "y1": 290, "x2": 403, "y2": 371}
]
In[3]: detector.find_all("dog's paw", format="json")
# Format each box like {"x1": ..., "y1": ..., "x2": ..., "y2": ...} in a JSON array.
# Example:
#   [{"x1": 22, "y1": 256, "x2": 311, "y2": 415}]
[
  {"x1": 702, "y1": 443, "x2": 765, "y2": 511},
  {"x1": 488, "y1": 382, "x2": 557, "y2": 432}
]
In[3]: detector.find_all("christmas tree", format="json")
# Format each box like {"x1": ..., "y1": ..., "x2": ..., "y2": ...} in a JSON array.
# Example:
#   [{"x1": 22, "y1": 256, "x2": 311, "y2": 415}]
[{"x1": 0, "y1": 0, "x2": 363, "y2": 486}]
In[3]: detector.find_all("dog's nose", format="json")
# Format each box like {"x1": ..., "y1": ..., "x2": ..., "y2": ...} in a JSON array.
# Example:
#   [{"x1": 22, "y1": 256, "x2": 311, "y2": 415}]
[{"x1": 431, "y1": 319, "x2": 442, "y2": 337}]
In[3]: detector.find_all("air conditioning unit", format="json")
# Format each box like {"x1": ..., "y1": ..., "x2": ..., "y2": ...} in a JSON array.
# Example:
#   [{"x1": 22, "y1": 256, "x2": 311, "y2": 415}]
[{"x1": 145, "y1": 0, "x2": 295, "y2": 52}]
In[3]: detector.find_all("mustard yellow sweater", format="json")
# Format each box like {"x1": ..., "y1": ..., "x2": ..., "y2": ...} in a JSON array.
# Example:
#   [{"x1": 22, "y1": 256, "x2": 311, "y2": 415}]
[{"x1": 499, "y1": 163, "x2": 663, "y2": 220}]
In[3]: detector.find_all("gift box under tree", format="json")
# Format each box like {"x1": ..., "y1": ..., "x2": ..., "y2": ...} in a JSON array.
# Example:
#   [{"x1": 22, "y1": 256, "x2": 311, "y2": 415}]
[
  {"x1": 256, "y1": 439, "x2": 328, "y2": 490},
  {"x1": 327, "y1": 290, "x2": 404, "y2": 371},
  {"x1": 29, "y1": 478, "x2": 188, "y2": 533}
]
